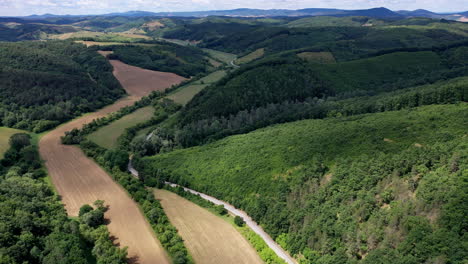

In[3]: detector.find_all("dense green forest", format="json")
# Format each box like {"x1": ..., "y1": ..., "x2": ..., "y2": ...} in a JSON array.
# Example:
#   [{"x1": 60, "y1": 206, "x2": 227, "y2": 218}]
[
  {"x1": 1, "y1": 12, "x2": 467, "y2": 264},
  {"x1": 0, "y1": 22, "x2": 77, "y2": 41},
  {"x1": 131, "y1": 45, "x2": 467, "y2": 153},
  {"x1": 181, "y1": 47, "x2": 467, "y2": 122},
  {"x1": 131, "y1": 77, "x2": 467, "y2": 153},
  {"x1": 163, "y1": 20, "x2": 468, "y2": 60},
  {"x1": 103, "y1": 42, "x2": 210, "y2": 77},
  {"x1": 0, "y1": 133, "x2": 127, "y2": 263},
  {"x1": 0, "y1": 41, "x2": 124, "y2": 132},
  {"x1": 138, "y1": 104, "x2": 468, "y2": 264}
]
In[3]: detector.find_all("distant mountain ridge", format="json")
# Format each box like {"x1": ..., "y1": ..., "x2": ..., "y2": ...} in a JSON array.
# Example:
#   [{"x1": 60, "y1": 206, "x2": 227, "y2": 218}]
[{"x1": 9, "y1": 7, "x2": 468, "y2": 21}]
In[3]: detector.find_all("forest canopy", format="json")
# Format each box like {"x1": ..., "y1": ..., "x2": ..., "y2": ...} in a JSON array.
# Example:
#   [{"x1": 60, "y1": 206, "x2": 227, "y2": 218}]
[{"x1": 0, "y1": 41, "x2": 124, "y2": 132}]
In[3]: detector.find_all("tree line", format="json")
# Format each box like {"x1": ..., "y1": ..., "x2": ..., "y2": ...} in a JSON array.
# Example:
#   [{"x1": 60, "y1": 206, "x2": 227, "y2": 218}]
[
  {"x1": 0, "y1": 41, "x2": 125, "y2": 132},
  {"x1": 79, "y1": 140, "x2": 193, "y2": 264},
  {"x1": 0, "y1": 133, "x2": 127, "y2": 263},
  {"x1": 130, "y1": 76, "x2": 467, "y2": 155},
  {"x1": 138, "y1": 104, "x2": 467, "y2": 264},
  {"x1": 102, "y1": 42, "x2": 210, "y2": 77}
]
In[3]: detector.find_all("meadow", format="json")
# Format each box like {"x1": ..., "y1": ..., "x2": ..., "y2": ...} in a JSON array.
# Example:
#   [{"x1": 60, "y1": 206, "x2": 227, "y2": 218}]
[
  {"x1": 0, "y1": 127, "x2": 26, "y2": 158},
  {"x1": 235, "y1": 48, "x2": 265, "y2": 64},
  {"x1": 167, "y1": 70, "x2": 227, "y2": 105},
  {"x1": 87, "y1": 106, "x2": 155, "y2": 149}
]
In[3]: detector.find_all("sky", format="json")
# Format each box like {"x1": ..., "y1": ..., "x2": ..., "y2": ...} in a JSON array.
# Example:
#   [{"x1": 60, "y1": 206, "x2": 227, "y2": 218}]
[{"x1": 0, "y1": 0, "x2": 466, "y2": 16}]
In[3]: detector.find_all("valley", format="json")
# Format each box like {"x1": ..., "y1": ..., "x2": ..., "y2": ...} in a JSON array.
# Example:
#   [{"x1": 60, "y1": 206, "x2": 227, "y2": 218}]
[
  {"x1": 38, "y1": 60, "x2": 184, "y2": 264},
  {"x1": 0, "y1": 5, "x2": 466, "y2": 264}
]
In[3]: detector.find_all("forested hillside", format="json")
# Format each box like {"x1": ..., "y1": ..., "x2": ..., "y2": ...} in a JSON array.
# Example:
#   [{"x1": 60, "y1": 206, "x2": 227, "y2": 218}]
[
  {"x1": 0, "y1": 11, "x2": 467, "y2": 264},
  {"x1": 133, "y1": 46, "x2": 467, "y2": 152},
  {"x1": 0, "y1": 41, "x2": 124, "y2": 132},
  {"x1": 138, "y1": 104, "x2": 467, "y2": 264},
  {"x1": 0, "y1": 22, "x2": 77, "y2": 41},
  {"x1": 181, "y1": 47, "x2": 467, "y2": 121},
  {"x1": 103, "y1": 42, "x2": 210, "y2": 77},
  {"x1": 164, "y1": 20, "x2": 468, "y2": 60}
]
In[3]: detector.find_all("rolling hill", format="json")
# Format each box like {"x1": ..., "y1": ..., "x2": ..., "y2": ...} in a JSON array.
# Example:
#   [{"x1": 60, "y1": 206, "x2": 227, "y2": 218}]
[{"x1": 139, "y1": 103, "x2": 468, "y2": 264}]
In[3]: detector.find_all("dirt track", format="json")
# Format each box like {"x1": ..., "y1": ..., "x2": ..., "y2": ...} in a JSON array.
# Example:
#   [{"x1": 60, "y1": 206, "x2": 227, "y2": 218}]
[
  {"x1": 154, "y1": 189, "x2": 263, "y2": 264},
  {"x1": 39, "y1": 61, "x2": 185, "y2": 264}
]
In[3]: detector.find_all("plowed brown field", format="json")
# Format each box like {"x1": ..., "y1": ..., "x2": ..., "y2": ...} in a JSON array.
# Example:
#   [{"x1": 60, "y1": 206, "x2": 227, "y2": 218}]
[
  {"x1": 110, "y1": 60, "x2": 187, "y2": 97},
  {"x1": 154, "y1": 189, "x2": 263, "y2": 264},
  {"x1": 39, "y1": 60, "x2": 185, "y2": 264}
]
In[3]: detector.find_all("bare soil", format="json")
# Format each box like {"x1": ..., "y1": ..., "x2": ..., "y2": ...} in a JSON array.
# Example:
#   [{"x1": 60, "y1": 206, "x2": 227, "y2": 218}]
[
  {"x1": 109, "y1": 60, "x2": 187, "y2": 97},
  {"x1": 39, "y1": 60, "x2": 186, "y2": 264},
  {"x1": 154, "y1": 189, "x2": 264, "y2": 264}
]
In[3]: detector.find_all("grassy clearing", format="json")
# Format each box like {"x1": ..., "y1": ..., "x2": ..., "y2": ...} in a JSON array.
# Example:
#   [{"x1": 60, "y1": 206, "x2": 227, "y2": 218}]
[
  {"x1": 0, "y1": 127, "x2": 26, "y2": 158},
  {"x1": 235, "y1": 48, "x2": 265, "y2": 64},
  {"x1": 202, "y1": 48, "x2": 237, "y2": 64},
  {"x1": 297, "y1": 51, "x2": 336, "y2": 63},
  {"x1": 167, "y1": 70, "x2": 226, "y2": 105},
  {"x1": 87, "y1": 106, "x2": 154, "y2": 149}
]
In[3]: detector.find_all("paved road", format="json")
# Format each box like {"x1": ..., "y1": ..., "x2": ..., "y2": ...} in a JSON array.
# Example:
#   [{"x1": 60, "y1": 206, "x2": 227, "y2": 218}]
[
  {"x1": 128, "y1": 160, "x2": 296, "y2": 264},
  {"x1": 165, "y1": 182, "x2": 297, "y2": 264},
  {"x1": 230, "y1": 59, "x2": 240, "y2": 68}
]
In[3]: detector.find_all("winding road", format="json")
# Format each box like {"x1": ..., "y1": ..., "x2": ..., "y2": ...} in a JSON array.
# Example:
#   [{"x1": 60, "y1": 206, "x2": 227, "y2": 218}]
[
  {"x1": 164, "y1": 182, "x2": 298, "y2": 264},
  {"x1": 128, "y1": 162, "x2": 297, "y2": 264},
  {"x1": 39, "y1": 60, "x2": 185, "y2": 264}
]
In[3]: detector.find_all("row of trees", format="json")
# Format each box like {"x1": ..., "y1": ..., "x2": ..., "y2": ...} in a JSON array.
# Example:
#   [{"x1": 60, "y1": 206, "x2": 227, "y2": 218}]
[
  {"x1": 161, "y1": 185, "x2": 285, "y2": 264},
  {"x1": 61, "y1": 91, "x2": 164, "y2": 145},
  {"x1": 131, "y1": 76, "x2": 467, "y2": 154},
  {"x1": 0, "y1": 133, "x2": 126, "y2": 263},
  {"x1": 79, "y1": 140, "x2": 193, "y2": 264}
]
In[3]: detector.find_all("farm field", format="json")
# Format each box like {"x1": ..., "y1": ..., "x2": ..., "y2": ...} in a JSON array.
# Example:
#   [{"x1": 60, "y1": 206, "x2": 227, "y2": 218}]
[
  {"x1": 109, "y1": 60, "x2": 187, "y2": 97},
  {"x1": 235, "y1": 48, "x2": 265, "y2": 64},
  {"x1": 202, "y1": 48, "x2": 237, "y2": 64},
  {"x1": 167, "y1": 70, "x2": 226, "y2": 105},
  {"x1": 0, "y1": 127, "x2": 26, "y2": 158},
  {"x1": 49, "y1": 31, "x2": 151, "y2": 41},
  {"x1": 87, "y1": 106, "x2": 155, "y2": 149},
  {"x1": 77, "y1": 41, "x2": 157, "y2": 47},
  {"x1": 38, "y1": 59, "x2": 185, "y2": 264},
  {"x1": 154, "y1": 189, "x2": 263, "y2": 264}
]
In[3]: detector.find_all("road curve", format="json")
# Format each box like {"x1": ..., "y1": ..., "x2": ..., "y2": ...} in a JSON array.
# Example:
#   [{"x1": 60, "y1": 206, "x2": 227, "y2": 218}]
[
  {"x1": 164, "y1": 182, "x2": 298, "y2": 264},
  {"x1": 39, "y1": 60, "x2": 185, "y2": 264}
]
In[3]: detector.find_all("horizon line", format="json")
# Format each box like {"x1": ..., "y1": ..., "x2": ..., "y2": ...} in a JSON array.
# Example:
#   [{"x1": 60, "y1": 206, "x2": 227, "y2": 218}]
[{"x1": 4, "y1": 7, "x2": 467, "y2": 18}]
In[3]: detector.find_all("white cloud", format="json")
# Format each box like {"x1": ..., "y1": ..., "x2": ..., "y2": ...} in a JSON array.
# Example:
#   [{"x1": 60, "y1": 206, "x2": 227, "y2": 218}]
[{"x1": 0, "y1": 0, "x2": 465, "y2": 16}]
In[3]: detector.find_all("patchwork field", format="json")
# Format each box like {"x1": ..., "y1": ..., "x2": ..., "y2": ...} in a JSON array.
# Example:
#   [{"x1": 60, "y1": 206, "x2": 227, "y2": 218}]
[
  {"x1": 235, "y1": 48, "x2": 265, "y2": 64},
  {"x1": 49, "y1": 31, "x2": 150, "y2": 41},
  {"x1": 78, "y1": 41, "x2": 156, "y2": 47},
  {"x1": 0, "y1": 127, "x2": 26, "y2": 158},
  {"x1": 167, "y1": 70, "x2": 226, "y2": 105},
  {"x1": 154, "y1": 189, "x2": 263, "y2": 264},
  {"x1": 87, "y1": 106, "x2": 155, "y2": 149},
  {"x1": 39, "y1": 59, "x2": 185, "y2": 264}
]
